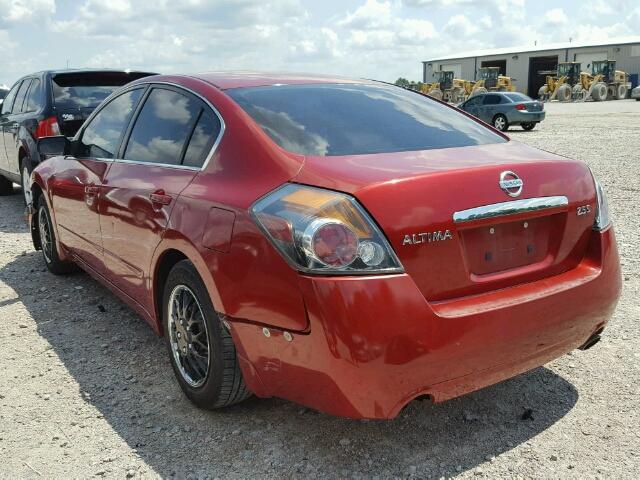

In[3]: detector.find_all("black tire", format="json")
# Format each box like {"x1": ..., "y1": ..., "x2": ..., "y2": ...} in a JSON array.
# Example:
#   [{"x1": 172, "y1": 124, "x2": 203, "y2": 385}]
[
  {"x1": 522, "y1": 122, "x2": 536, "y2": 131},
  {"x1": 37, "y1": 196, "x2": 76, "y2": 275},
  {"x1": 493, "y1": 114, "x2": 509, "y2": 131},
  {"x1": 20, "y1": 156, "x2": 34, "y2": 206},
  {"x1": 0, "y1": 175, "x2": 13, "y2": 196},
  {"x1": 163, "y1": 260, "x2": 251, "y2": 409}
]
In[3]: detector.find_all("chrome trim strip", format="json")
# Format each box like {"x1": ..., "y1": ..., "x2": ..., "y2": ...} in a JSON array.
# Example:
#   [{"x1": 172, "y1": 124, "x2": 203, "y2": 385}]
[{"x1": 453, "y1": 196, "x2": 568, "y2": 223}]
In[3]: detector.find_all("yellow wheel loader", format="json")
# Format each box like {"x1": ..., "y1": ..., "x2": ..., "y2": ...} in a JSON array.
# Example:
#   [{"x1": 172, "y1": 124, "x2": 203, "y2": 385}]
[
  {"x1": 573, "y1": 60, "x2": 630, "y2": 102},
  {"x1": 470, "y1": 67, "x2": 516, "y2": 96},
  {"x1": 538, "y1": 62, "x2": 581, "y2": 102}
]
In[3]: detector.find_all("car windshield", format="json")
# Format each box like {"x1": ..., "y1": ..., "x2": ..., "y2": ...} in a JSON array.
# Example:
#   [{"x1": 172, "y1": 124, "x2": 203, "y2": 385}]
[
  {"x1": 228, "y1": 83, "x2": 506, "y2": 156},
  {"x1": 51, "y1": 71, "x2": 153, "y2": 110},
  {"x1": 503, "y1": 93, "x2": 532, "y2": 102}
]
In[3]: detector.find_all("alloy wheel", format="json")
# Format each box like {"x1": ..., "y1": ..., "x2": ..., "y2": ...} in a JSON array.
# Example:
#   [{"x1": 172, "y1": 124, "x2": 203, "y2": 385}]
[
  {"x1": 168, "y1": 285, "x2": 210, "y2": 387},
  {"x1": 494, "y1": 116, "x2": 506, "y2": 130},
  {"x1": 38, "y1": 207, "x2": 53, "y2": 264}
]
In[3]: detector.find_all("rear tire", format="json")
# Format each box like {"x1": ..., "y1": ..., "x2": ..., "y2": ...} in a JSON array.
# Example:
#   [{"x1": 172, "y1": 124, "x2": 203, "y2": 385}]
[
  {"x1": 521, "y1": 122, "x2": 536, "y2": 131},
  {"x1": 428, "y1": 88, "x2": 443, "y2": 101},
  {"x1": 607, "y1": 85, "x2": 616, "y2": 100},
  {"x1": 37, "y1": 196, "x2": 76, "y2": 275},
  {"x1": 592, "y1": 82, "x2": 607, "y2": 101},
  {"x1": 163, "y1": 260, "x2": 251, "y2": 409},
  {"x1": 557, "y1": 84, "x2": 571, "y2": 102},
  {"x1": 538, "y1": 85, "x2": 548, "y2": 100},
  {"x1": 0, "y1": 175, "x2": 13, "y2": 196},
  {"x1": 616, "y1": 84, "x2": 627, "y2": 100},
  {"x1": 493, "y1": 114, "x2": 509, "y2": 131}
]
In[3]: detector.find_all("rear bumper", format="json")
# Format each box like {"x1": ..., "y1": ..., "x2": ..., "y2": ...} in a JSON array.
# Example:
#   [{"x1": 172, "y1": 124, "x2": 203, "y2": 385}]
[
  {"x1": 508, "y1": 110, "x2": 545, "y2": 124},
  {"x1": 230, "y1": 227, "x2": 621, "y2": 419}
]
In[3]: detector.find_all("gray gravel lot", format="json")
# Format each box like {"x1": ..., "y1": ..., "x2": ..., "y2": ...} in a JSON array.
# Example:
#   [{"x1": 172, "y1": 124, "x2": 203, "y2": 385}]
[{"x1": 1, "y1": 100, "x2": 639, "y2": 479}]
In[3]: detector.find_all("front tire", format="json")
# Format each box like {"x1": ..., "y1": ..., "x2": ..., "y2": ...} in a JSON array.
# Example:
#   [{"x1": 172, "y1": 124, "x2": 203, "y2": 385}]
[
  {"x1": 163, "y1": 260, "x2": 251, "y2": 409},
  {"x1": 493, "y1": 114, "x2": 509, "y2": 131},
  {"x1": 21, "y1": 157, "x2": 33, "y2": 206},
  {"x1": 37, "y1": 196, "x2": 75, "y2": 275}
]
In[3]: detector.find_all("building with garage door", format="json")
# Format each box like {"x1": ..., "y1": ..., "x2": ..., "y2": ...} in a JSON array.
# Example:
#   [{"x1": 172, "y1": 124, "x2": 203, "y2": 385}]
[{"x1": 422, "y1": 36, "x2": 640, "y2": 98}]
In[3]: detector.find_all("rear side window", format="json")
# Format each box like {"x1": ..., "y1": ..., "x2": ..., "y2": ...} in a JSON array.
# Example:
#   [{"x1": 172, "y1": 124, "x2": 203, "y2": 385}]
[
  {"x1": 124, "y1": 88, "x2": 202, "y2": 166},
  {"x1": 228, "y1": 84, "x2": 505, "y2": 156},
  {"x1": 51, "y1": 72, "x2": 153, "y2": 110},
  {"x1": 24, "y1": 79, "x2": 42, "y2": 113},
  {"x1": 504, "y1": 92, "x2": 532, "y2": 102},
  {"x1": 482, "y1": 95, "x2": 501, "y2": 105},
  {"x1": 79, "y1": 88, "x2": 143, "y2": 159},
  {"x1": 183, "y1": 110, "x2": 221, "y2": 168},
  {"x1": 1, "y1": 82, "x2": 20, "y2": 114},
  {"x1": 13, "y1": 80, "x2": 32, "y2": 114}
]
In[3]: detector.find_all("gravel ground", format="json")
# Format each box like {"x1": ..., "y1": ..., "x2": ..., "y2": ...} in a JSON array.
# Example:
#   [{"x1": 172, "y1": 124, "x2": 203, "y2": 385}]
[{"x1": 1, "y1": 100, "x2": 639, "y2": 479}]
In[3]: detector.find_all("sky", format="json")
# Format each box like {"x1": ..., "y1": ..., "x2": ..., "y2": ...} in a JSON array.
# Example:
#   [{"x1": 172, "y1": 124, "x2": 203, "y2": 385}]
[{"x1": 1, "y1": 0, "x2": 639, "y2": 86}]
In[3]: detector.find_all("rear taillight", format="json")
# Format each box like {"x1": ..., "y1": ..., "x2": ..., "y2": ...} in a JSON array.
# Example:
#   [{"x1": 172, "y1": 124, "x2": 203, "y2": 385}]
[
  {"x1": 515, "y1": 104, "x2": 527, "y2": 111},
  {"x1": 35, "y1": 116, "x2": 61, "y2": 138},
  {"x1": 251, "y1": 184, "x2": 403, "y2": 274},
  {"x1": 593, "y1": 179, "x2": 611, "y2": 231}
]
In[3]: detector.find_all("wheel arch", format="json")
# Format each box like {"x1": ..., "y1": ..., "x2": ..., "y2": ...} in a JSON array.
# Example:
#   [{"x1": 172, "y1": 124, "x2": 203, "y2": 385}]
[{"x1": 150, "y1": 238, "x2": 225, "y2": 336}]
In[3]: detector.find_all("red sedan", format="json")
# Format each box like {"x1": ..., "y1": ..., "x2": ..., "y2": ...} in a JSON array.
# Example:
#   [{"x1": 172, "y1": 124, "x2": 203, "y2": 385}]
[{"x1": 29, "y1": 73, "x2": 621, "y2": 419}]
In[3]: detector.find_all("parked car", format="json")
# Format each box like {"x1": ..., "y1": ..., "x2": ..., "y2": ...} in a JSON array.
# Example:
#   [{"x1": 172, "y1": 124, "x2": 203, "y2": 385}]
[
  {"x1": 29, "y1": 73, "x2": 621, "y2": 419},
  {"x1": 0, "y1": 85, "x2": 9, "y2": 107},
  {"x1": 632, "y1": 85, "x2": 640, "y2": 101},
  {"x1": 458, "y1": 91, "x2": 545, "y2": 131},
  {"x1": 0, "y1": 69, "x2": 155, "y2": 200}
]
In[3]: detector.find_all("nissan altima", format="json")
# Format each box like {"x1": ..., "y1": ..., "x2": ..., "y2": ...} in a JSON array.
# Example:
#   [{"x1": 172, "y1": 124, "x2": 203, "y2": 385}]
[{"x1": 29, "y1": 73, "x2": 621, "y2": 419}]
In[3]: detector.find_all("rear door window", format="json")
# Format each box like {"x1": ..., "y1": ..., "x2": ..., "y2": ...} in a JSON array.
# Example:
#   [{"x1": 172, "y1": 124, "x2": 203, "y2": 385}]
[
  {"x1": 51, "y1": 71, "x2": 154, "y2": 110},
  {"x1": 13, "y1": 79, "x2": 32, "y2": 114},
  {"x1": 24, "y1": 79, "x2": 42, "y2": 113},
  {"x1": 1, "y1": 82, "x2": 21, "y2": 115},
  {"x1": 182, "y1": 110, "x2": 221, "y2": 168},
  {"x1": 123, "y1": 88, "x2": 202, "y2": 166},
  {"x1": 482, "y1": 95, "x2": 501, "y2": 105},
  {"x1": 228, "y1": 84, "x2": 505, "y2": 156},
  {"x1": 79, "y1": 88, "x2": 144, "y2": 159}
]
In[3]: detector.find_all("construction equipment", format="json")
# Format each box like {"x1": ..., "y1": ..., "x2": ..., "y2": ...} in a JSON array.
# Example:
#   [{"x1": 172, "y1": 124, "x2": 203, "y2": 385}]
[
  {"x1": 538, "y1": 62, "x2": 581, "y2": 102},
  {"x1": 421, "y1": 71, "x2": 454, "y2": 101},
  {"x1": 470, "y1": 67, "x2": 516, "y2": 96},
  {"x1": 572, "y1": 60, "x2": 631, "y2": 102}
]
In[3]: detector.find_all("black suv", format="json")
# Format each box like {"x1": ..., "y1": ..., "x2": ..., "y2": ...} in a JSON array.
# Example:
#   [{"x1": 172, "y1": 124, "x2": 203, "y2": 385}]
[{"x1": 0, "y1": 69, "x2": 155, "y2": 201}]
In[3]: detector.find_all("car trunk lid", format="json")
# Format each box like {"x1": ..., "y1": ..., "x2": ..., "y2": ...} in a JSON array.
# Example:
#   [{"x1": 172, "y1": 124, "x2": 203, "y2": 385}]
[{"x1": 294, "y1": 141, "x2": 597, "y2": 301}]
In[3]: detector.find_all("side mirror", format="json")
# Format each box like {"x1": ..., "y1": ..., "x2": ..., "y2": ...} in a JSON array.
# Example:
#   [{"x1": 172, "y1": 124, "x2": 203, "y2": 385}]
[{"x1": 37, "y1": 135, "x2": 70, "y2": 161}]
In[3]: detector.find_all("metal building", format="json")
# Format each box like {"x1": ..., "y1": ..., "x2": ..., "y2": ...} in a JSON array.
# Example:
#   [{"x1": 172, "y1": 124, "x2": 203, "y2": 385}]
[{"x1": 422, "y1": 36, "x2": 640, "y2": 98}]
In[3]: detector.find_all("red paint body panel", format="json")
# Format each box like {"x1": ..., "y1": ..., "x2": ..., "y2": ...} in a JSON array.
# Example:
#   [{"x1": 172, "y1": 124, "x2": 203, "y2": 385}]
[
  {"x1": 230, "y1": 227, "x2": 620, "y2": 418},
  {"x1": 31, "y1": 73, "x2": 622, "y2": 419}
]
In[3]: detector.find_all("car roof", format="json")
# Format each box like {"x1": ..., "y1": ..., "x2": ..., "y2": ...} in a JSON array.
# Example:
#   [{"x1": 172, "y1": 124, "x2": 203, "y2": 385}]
[
  {"x1": 19, "y1": 69, "x2": 157, "y2": 79},
  {"x1": 188, "y1": 71, "x2": 377, "y2": 90}
]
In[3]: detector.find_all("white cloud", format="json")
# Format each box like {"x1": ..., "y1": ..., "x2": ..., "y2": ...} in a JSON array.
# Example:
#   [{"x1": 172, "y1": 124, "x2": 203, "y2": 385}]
[
  {"x1": 339, "y1": 0, "x2": 392, "y2": 29},
  {"x1": 544, "y1": 8, "x2": 568, "y2": 26},
  {"x1": 443, "y1": 14, "x2": 478, "y2": 37},
  {"x1": 0, "y1": 0, "x2": 55, "y2": 23}
]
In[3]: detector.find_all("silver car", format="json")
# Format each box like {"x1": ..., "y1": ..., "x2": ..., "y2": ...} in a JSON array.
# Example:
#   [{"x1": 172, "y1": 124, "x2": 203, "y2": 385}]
[
  {"x1": 458, "y1": 92, "x2": 545, "y2": 131},
  {"x1": 631, "y1": 85, "x2": 640, "y2": 101}
]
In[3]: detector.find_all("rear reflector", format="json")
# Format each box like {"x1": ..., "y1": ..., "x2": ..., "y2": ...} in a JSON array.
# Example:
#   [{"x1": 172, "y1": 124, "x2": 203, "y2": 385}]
[{"x1": 35, "y1": 116, "x2": 61, "y2": 138}]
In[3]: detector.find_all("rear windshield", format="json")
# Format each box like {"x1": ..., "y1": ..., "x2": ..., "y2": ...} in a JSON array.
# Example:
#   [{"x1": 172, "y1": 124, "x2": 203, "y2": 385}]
[
  {"x1": 228, "y1": 84, "x2": 506, "y2": 156},
  {"x1": 52, "y1": 72, "x2": 154, "y2": 110},
  {"x1": 503, "y1": 92, "x2": 532, "y2": 102}
]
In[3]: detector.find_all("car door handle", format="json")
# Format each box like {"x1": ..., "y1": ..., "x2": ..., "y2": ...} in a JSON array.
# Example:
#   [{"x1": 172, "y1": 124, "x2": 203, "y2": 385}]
[
  {"x1": 85, "y1": 186, "x2": 99, "y2": 195},
  {"x1": 149, "y1": 192, "x2": 172, "y2": 206}
]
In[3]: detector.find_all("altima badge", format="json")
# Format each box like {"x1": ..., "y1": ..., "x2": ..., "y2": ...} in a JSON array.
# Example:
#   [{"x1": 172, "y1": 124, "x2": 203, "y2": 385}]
[
  {"x1": 499, "y1": 171, "x2": 523, "y2": 197},
  {"x1": 403, "y1": 230, "x2": 453, "y2": 246}
]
